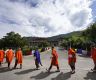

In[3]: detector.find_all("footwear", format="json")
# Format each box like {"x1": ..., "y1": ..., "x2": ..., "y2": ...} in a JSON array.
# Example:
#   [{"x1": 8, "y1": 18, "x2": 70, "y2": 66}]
[
  {"x1": 56, "y1": 70, "x2": 60, "y2": 72},
  {"x1": 36, "y1": 68, "x2": 40, "y2": 70},
  {"x1": 71, "y1": 70, "x2": 75, "y2": 74},
  {"x1": 46, "y1": 69, "x2": 50, "y2": 72}
]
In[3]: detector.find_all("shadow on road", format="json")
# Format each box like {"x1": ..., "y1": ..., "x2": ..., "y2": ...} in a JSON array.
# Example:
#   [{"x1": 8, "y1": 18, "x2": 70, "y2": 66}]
[
  {"x1": 0, "y1": 67, "x2": 13, "y2": 73},
  {"x1": 15, "y1": 68, "x2": 37, "y2": 75},
  {"x1": 51, "y1": 72, "x2": 71, "y2": 80},
  {"x1": 30, "y1": 71, "x2": 56, "y2": 79},
  {"x1": 84, "y1": 72, "x2": 96, "y2": 80}
]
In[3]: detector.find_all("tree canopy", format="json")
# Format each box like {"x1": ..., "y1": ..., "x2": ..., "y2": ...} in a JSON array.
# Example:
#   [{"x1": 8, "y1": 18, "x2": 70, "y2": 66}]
[
  {"x1": 0, "y1": 31, "x2": 28, "y2": 49},
  {"x1": 60, "y1": 22, "x2": 96, "y2": 50}
]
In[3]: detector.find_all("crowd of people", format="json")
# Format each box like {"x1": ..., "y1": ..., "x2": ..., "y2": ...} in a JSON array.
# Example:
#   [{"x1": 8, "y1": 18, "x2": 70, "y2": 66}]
[
  {"x1": 0, "y1": 46, "x2": 96, "y2": 74},
  {"x1": 0, "y1": 48, "x2": 23, "y2": 69}
]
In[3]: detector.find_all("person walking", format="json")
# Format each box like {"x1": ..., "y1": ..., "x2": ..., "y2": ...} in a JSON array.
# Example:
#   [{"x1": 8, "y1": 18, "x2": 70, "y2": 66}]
[
  {"x1": 68, "y1": 48, "x2": 76, "y2": 74},
  {"x1": 13, "y1": 48, "x2": 23, "y2": 69},
  {"x1": 34, "y1": 48, "x2": 42, "y2": 70},
  {"x1": 6, "y1": 48, "x2": 14, "y2": 69},
  {"x1": 47, "y1": 46, "x2": 60, "y2": 72}
]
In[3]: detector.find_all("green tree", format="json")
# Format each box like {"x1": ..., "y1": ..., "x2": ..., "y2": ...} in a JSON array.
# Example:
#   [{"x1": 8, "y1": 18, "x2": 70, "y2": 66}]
[
  {"x1": 83, "y1": 22, "x2": 96, "y2": 43},
  {"x1": 0, "y1": 31, "x2": 28, "y2": 48}
]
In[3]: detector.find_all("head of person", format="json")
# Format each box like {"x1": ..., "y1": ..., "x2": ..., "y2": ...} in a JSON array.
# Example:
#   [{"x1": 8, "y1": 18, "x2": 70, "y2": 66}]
[
  {"x1": 51, "y1": 46, "x2": 54, "y2": 50},
  {"x1": 18, "y1": 48, "x2": 21, "y2": 50}
]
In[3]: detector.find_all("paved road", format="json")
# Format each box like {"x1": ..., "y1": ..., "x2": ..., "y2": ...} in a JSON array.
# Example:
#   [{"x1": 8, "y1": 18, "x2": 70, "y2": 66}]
[{"x1": 0, "y1": 47, "x2": 96, "y2": 80}]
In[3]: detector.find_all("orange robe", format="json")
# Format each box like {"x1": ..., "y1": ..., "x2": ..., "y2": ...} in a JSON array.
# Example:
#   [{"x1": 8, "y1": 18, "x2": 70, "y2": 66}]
[
  {"x1": 91, "y1": 48, "x2": 96, "y2": 62},
  {"x1": 68, "y1": 48, "x2": 76, "y2": 64},
  {"x1": 15, "y1": 50, "x2": 23, "y2": 64},
  {"x1": 0, "y1": 50, "x2": 4, "y2": 62},
  {"x1": 51, "y1": 49, "x2": 58, "y2": 66},
  {"x1": 6, "y1": 49, "x2": 14, "y2": 63}
]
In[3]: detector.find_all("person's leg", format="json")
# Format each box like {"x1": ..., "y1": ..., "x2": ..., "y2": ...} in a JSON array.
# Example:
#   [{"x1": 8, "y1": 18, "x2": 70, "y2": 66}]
[
  {"x1": 14, "y1": 59, "x2": 18, "y2": 69},
  {"x1": 69, "y1": 63, "x2": 75, "y2": 74},
  {"x1": 56, "y1": 65, "x2": 60, "y2": 72},
  {"x1": 8, "y1": 62, "x2": 10, "y2": 68},
  {"x1": 71, "y1": 63, "x2": 75, "y2": 74},
  {"x1": 47, "y1": 64, "x2": 52, "y2": 72},
  {"x1": 69, "y1": 64, "x2": 73, "y2": 71},
  {"x1": 35, "y1": 60, "x2": 39, "y2": 69},
  {"x1": 20, "y1": 64, "x2": 22, "y2": 69},
  {"x1": 94, "y1": 62, "x2": 96, "y2": 70},
  {"x1": 0, "y1": 62, "x2": 2, "y2": 66},
  {"x1": 91, "y1": 61, "x2": 96, "y2": 72},
  {"x1": 73, "y1": 63, "x2": 75, "y2": 70}
]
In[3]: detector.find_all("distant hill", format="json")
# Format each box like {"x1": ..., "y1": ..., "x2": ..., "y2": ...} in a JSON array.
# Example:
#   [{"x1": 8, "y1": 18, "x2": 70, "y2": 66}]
[
  {"x1": 48, "y1": 31, "x2": 82, "y2": 41},
  {"x1": 24, "y1": 31, "x2": 82, "y2": 41}
]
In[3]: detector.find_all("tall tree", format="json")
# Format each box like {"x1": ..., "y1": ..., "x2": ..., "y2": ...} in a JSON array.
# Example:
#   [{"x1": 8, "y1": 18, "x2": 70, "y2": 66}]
[{"x1": 83, "y1": 22, "x2": 96, "y2": 43}]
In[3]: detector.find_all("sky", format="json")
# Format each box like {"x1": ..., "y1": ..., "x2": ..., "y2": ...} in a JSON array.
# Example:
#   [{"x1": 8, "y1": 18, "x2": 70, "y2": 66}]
[{"x1": 0, "y1": 0, "x2": 96, "y2": 38}]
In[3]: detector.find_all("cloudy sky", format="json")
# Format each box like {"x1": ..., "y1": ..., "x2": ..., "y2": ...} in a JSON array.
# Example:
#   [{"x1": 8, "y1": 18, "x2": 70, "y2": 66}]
[{"x1": 0, "y1": 0, "x2": 96, "y2": 38}]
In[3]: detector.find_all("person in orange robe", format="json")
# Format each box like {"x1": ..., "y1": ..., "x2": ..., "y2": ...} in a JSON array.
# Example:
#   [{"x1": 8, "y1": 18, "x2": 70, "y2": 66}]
[
  {"x1": 6, "y1": 48, "x2": 14, "y2": 68},
  {"x1": 68, "y1": 48, "x2": 76, "y2": 74},
  {"x1": 91, "y1": 45, "x2": 96, "y2": 72},
  {"x1": 47, "y1": 46, "x2": 60, "y2": 72},
  {"x1": 0, "y1": 49, "x2": 5, "y2": 66},
  {"x1": 13, "y1": 48, "x2": 23, "y2": 69}
]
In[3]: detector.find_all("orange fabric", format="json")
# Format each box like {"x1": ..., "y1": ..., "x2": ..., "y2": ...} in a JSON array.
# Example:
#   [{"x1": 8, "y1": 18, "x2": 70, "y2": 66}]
[
  {"x1": 68, "y1": 48, "x2": 76, "y2": 64},
  {"x1": 6, "y1": 49, "x2": 14, "y2": 63},
  {"x1": 0, "y1": 50, "x2": 4, "y2": 62},
  {"x1": 91, "y1": 48, "x2": 96, "y2": 62},
  {"x1": 51, "y1": 49, "x2": 58, "y2": 66},
  {"x1": 15, "y1": 50, "x2": 23, "y2": 64}
]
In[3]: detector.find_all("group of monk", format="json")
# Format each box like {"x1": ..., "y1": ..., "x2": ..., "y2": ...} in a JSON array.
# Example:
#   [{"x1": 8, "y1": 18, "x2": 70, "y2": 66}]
[
  {"x1": 46, "y1": 46, "x2": 96, "y2": 74},
  {"x1": 46, "y1": 46, "x2": 76, "y2": 74},
  {"x1": 0, "y1": 45, "x2": 96, "y2": 74},
  {"x1": 0, "y1": 48, "x2": 23, "y2": 69}
]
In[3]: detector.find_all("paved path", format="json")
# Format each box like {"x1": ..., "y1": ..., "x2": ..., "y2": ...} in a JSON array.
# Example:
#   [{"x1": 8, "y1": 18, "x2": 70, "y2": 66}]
[{"x1": 0, "y1": 47, "x2": 96, "y2": 80}]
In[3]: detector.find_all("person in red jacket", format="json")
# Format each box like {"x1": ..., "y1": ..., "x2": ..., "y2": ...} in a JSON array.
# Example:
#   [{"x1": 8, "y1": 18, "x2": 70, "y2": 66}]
[
  {"x1": 91, "y1": 45, "x2": 96, "y2": 72},
  {"x1": 68, "y1": 48, "x2": 76, "y2": 74},
  {"x1": 0, "y1": 49, "x2": 5, "y2": 66},
  {"x1": 47, "y1": 46, "x2": 60, "y2": 72}
]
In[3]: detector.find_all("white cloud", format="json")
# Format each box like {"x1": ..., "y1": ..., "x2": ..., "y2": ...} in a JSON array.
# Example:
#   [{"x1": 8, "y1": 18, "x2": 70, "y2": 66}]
[{"x1": 0, "y1": 0, "x2": 94, "y2": 38}]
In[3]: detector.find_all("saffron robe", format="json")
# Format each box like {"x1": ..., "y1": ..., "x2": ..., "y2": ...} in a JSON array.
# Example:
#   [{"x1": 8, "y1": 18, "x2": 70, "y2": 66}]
[
  {"x1": 15, "y1": 50, "x2": 23, "y2": 64},
  {"x1": 0, "y1": 50, "x2": 4, "y2": 62},
  {"x1": 51, "y1": 49, "x2": 59, "y2": 66},
  {"x1": 6, "y1": 49, "x2": 14, "y2": 63},
  {"x1": 68, "y1": 48, "x2": 76, "y2": 64},
  {"x1": 91, "y1": 48, "x2": 96, "y2": 62}
]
